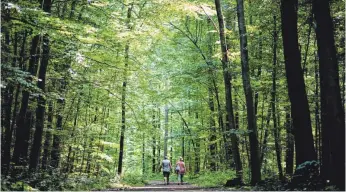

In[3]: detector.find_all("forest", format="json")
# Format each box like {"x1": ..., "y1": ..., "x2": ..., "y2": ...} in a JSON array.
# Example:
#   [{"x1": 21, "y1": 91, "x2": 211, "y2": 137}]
[{"x1": 1, "y1": 0, "x2": 345, "y2": 191}]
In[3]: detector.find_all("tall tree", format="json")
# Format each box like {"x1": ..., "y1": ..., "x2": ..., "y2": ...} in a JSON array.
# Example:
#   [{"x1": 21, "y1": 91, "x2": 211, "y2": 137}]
[
  {"x1": 28, "y1": 0, "x2": 52, "y2": 170},
  {"x1": 271, "y1": 15, "x2": 283, "y2": 181},
  {"x1": 312, "y1": 0, "x2": 345, "y2": 189},
  {"x1": 214, "y1": 0, "x2": 243, "y2": 180},
  {"x1": 118, "y1": 4, "x2": 133, "y2": 175},
  {"x1": 280, "y1": 0, "x2": 317, "y2": 167},
  {"x1": 236, "y1": 0, "x2": 261, "y2": 184}
]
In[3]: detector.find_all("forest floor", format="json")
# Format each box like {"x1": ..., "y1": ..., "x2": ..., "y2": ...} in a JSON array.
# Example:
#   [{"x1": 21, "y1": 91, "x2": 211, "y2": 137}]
[{"x1": 106, "y1": 180, "x2": 241, "y2": 191}]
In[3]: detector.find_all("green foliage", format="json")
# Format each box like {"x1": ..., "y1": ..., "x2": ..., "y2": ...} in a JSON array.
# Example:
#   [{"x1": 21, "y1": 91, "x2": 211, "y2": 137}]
[
  {"x1": 62, "y1": 174, "x2": 112, "y2": 191},
  {"x1": 189, "y1": 170, "x2": 236, "y2": 187},
  {"x1": 121, "y1": 173, "x2": 147, "y2": 186}
]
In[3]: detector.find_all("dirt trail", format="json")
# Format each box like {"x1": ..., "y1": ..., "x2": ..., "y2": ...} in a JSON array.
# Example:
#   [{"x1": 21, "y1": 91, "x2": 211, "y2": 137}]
[{"x1": 106, "y1": 180, "x2": 237, "y2": 191}]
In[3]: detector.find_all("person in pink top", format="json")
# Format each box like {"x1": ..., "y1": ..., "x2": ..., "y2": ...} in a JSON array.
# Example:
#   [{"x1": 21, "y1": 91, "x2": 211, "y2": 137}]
[{"x1": 175, "y1": 157, "x2": 185, "y2": 185}]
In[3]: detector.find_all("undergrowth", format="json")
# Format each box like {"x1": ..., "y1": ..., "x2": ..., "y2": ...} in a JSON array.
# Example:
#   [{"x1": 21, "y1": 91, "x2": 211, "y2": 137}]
[
  {"x1": 1, "y1": 168, "x2": 114, "y2": 191},
  {"x1": 188, "y1": 170, "x2": 236, "y2": 187}
]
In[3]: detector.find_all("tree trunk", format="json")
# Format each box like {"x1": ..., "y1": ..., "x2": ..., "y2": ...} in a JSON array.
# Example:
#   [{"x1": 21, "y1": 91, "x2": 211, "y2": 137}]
[
  {"x1": 208, "y1": 87, "x2": 217, "y2": 171},
  {"x1": 152, "y1": 111, "x2": 156, "y2": 173},
  {"x1": 12, "y1": 35, "x2": 40, "y2": 166},
  {"x1": 42, "y1": 100, "x2": 54, "y2": 169},
  {"x1": 313, "y1": 0, "x2": 345, "y2": 189},
  {"x1": 140, "y1": 132, "x2": 144, "y2": 175},
  {"x1": 51, "y1": 96, "x2": 65, "y2": 168},
  {"x1": 163, "y1": 106, "x2": 168, "y2": 157},
  {"x1": 29, "y1": 33, "x2": 50, "y2": 170},
  {"x1": 260, "y1": 105, "x2": 271, "y2": 169},
  {"x1": 69, "y1": 0, "x2": 78, "y2": 18},
  {"x1": 2, "y1": 32, "x2": 18, "y2": 175},
  {"x1": 302, "y1": 10, "x2": 313, "y2": 76},
  {"x1": 254, "y1": 32, "x2": 263, "y2": 119},
  {"x1": 1, "y1": 21, "x2": 11, "y2": 152},
  {"x1": 236, "y1": 0, "x2": 260, "y2": 184},
  {"x1": 195, "y1": 136, "x2": 200, "y2": 173},
  {"x1": 65, "y1": 96, "x2": 81, "y2": 173},
  {"x1": 271, "y1": 15, "x2": 284, "y2": 181},
  {"x1": 314, "y1": 53, "x2": 322, "y2": 165},
  {"x1": 182, "y1": 121, "x2": 185, "y2": 159},
  {"x1": 118, "y1": 5, "x2": 133, "y2": 175},
  {"x1": 214, "y1": 0, "x2": 243, "y2": 179},
  {"x1": 285, "y1": 108, "x2": 294, "y2": 176},
  {"x1": 280, "y1": 0, "x2": 317, "y2": 167}
]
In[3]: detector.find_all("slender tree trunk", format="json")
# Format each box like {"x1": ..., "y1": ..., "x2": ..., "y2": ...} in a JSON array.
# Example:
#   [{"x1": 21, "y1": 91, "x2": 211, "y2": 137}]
[
  {"x1": 195, "y1": 141, "x2": 201, "y2": 172},
  {"x1": 280, "y1": 0, "x2": 317, "y2": 167},
  {"x1": 208, "y1": 88, "x2": 217, "y2": 171},
  {"x1": 142, "y1": 133, "x2": 145, "y2": 175},
  {"x1": 51, "y1": 96, "x2": 65, "y2": 168},
  {"x1": 164, "y1": 106, "x2": 168, "y2": 157},
  {"x1": 313, "y1": 0, "x2": 345, "y2": 189},
  {"x1": 152, "y1": 112, "x2": 156, "y2": 173},
  {"x1": 236, "y1": 0, "x2": 260, "y2": 184},
  {"x1": 42, "y1": 100, "x2": 54, "y2": 169},
  {"x1": 260, "y1": 105, "x2": 271, "y2": 169},
  {"x1": 285, "y1": 108, "x2": 294, "y2": 176},
  {"x1": 118, "y1": 5, "x2": 133, "y2": 175},
  {"x1": 2, "y1": 32, "x2": 19, "y2": 174},
  {"x1": 271, "y1": 15, "x2": 283, "y2": 181},
  {"x1": 254, "y1": 32, "x2": 263, "y2": 119},
  {"x1": 314, "y1": 52, "x2": 322, "y2": 165},
  {"x1": 69, "y1": 0, "x2": 78, "y2": 18},
  {"x1": 214, "y1": 0, "x2": 243, "y2": 179},
  {"x1": 65, "y1": 96, "x2": 81, "y2": 173},
  {"x1": 302, "y1": 10, "x2": 313, "y2": 76},
  {"x1": 85, "y1": 138, "x2": 94, "y2": 175},
  {"x1": 182, "y1": 121, "x2": 185, "y2": 159},
  {"x1": 80, "y1": 103, "x2": 91, "y2": 175},
  {"x1": 170, "y1": 112, "x2": 173, "y2": 164},
  {"x1": 156, "y1": 108, "x2": 161, "y2": 172}
]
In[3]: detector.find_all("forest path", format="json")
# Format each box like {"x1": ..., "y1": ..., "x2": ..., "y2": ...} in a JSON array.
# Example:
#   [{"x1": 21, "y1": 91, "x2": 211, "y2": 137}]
[{"x1": 107, "y1": 180, "x2": 238, "y2": 191}]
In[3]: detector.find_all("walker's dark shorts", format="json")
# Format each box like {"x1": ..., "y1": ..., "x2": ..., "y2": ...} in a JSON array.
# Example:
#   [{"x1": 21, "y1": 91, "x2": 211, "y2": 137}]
[{"x1": 163, "y1": 171, "x2": 170, "y2": 177}]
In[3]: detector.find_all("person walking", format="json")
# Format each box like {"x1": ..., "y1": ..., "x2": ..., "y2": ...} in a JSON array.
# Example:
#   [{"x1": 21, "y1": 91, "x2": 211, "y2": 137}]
[
  {"x1": 162, "y1": 156, "x2": 172, "y2": 185},
  {"x1": 176, "y1": 157, "x2": 186, "y2": 185}
]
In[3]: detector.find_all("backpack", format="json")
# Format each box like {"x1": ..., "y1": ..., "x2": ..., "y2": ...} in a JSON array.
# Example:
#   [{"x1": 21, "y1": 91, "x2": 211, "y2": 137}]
[
  {"x1": 179, "y1": 163, "x2": 185, "y2": 174},
  {"x1": 175, "y1": 165, "x2": 180, "y2": 171}
]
